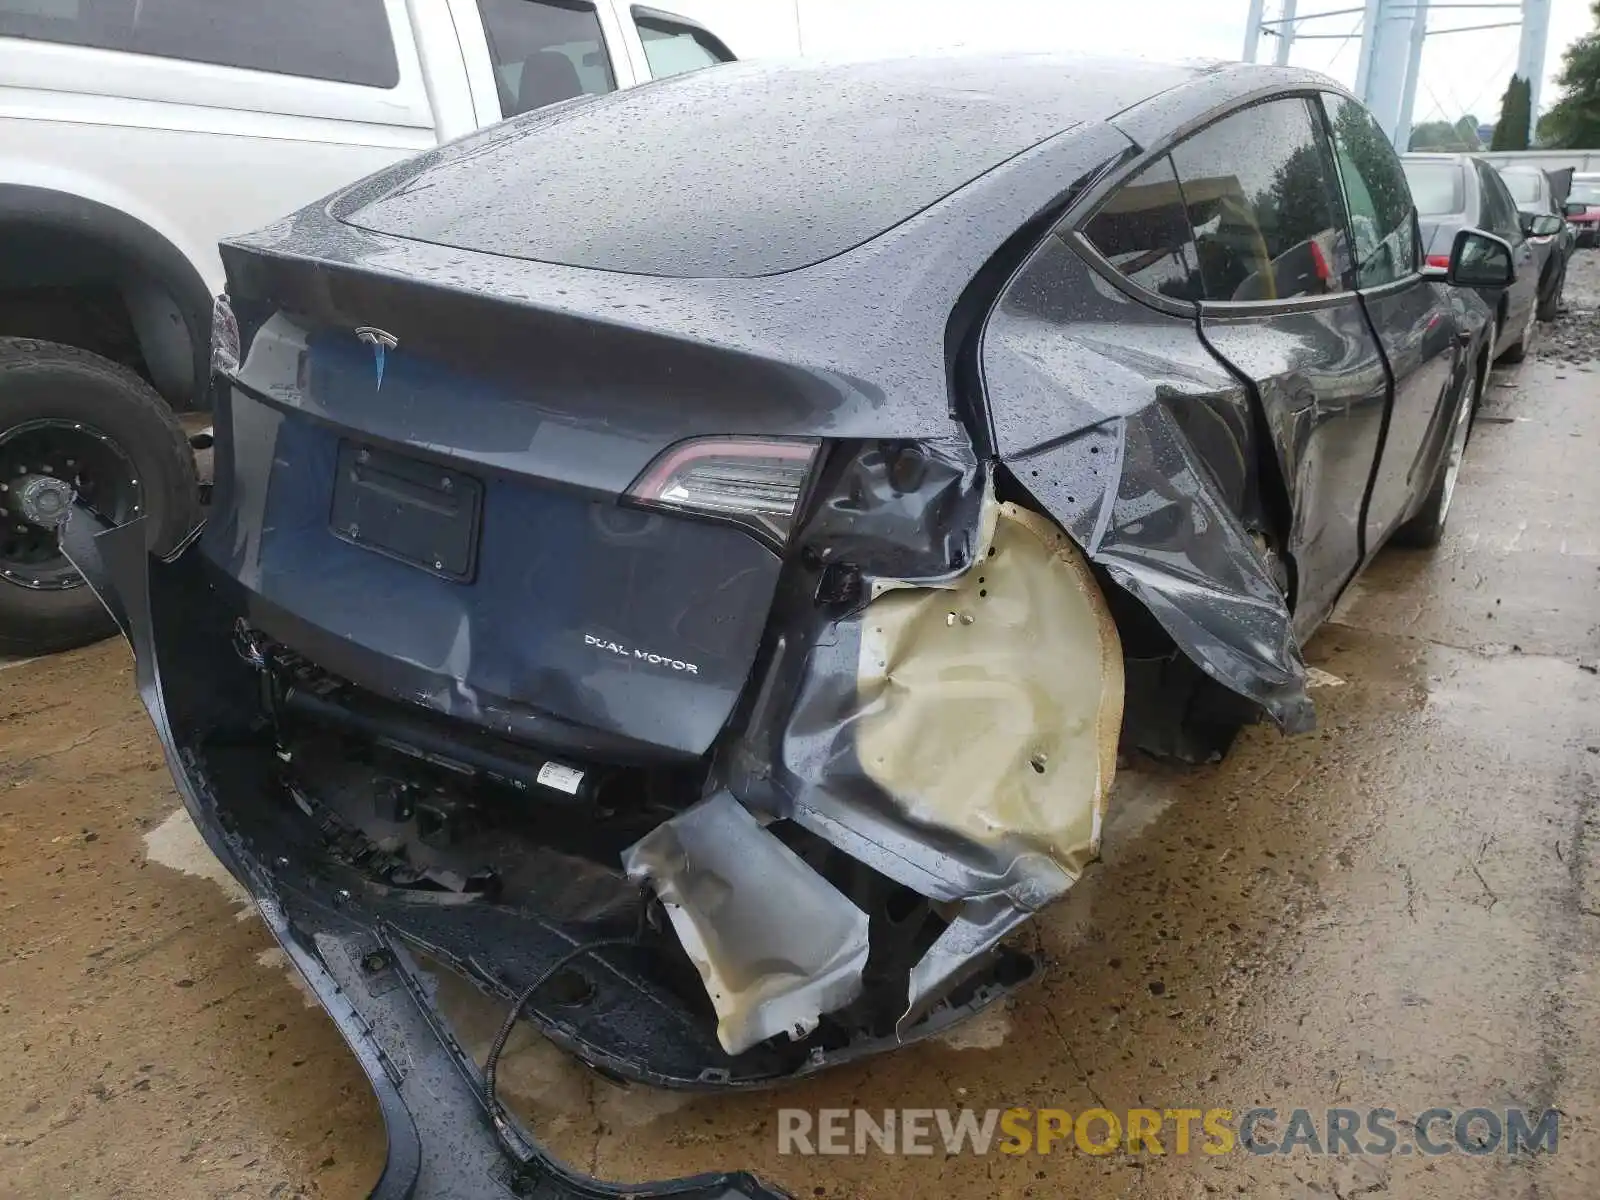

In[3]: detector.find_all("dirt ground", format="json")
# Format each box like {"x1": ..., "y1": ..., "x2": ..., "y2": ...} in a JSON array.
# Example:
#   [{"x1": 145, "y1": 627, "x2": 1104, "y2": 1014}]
[{"x1": 4, "y1": 255, "x2": 1600, "y2": 1199}]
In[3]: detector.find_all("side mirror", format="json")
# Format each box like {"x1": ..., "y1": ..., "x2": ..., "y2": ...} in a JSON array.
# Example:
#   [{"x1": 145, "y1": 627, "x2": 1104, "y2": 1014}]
[
  {"x1": 1529, "y1": 213, "x2": 1565, "y2": 238},
  {"x1": 1519, "y1": 211, "x2": 1536, "y2": 235},
  {"x1": 1447, "y1": 229, "x2": 1516, "y2": 289},
  {"x1": 1563, "y1": 201, "x2": 1590, "y2": 217}
]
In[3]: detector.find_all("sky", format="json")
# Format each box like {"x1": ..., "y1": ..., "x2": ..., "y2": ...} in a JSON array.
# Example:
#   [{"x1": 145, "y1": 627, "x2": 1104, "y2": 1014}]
[{"x1": 675, "y1": 0, "x2": 1595, "y2": 128}]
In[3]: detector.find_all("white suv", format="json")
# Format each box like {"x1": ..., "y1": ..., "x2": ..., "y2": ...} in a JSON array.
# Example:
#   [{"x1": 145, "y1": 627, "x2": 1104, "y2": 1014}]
[{"x1": 0, "y1": 0, "x2": 740, "y2": 656}]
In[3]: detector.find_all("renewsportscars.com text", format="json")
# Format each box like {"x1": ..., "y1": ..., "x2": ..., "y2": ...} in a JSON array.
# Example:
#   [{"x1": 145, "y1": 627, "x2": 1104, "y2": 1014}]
[{"x1": 777, "y1": 1107, "x2": 1559, "y2": 1157}]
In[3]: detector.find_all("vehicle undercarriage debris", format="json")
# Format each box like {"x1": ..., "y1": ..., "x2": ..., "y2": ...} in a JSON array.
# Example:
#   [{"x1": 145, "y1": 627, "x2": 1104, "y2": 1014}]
[{"x1": 68, "y1": 405, "x2": 1308, "y2": 1194}]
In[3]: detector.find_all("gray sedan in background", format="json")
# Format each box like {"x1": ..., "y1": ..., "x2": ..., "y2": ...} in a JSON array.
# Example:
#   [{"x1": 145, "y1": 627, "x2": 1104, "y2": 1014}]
[
  {"x1": 1403, "y1": 152, "x2": 1561, "y2": 361},
  {"x1": 1499, "y1": 164, "x2": 1577, "y2": 319}
]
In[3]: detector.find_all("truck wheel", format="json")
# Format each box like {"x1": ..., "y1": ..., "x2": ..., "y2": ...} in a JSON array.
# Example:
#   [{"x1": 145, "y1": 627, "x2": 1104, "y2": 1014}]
[{"x1": 0, "y1": 338, "x2": 199, "y2": 657}]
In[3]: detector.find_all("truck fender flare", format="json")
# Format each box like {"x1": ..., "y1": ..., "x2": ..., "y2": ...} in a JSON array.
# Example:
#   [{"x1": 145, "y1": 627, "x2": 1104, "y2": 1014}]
[{"x1": 0, "y1": 183, "x2": 212, "y2": 407}]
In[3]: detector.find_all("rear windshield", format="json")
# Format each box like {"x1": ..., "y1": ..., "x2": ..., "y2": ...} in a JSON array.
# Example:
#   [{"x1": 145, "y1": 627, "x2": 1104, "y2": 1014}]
[
  {"x1": 1499, "y1": 171, "x2": 1542, "y2": 204},
  {"x1": 342, "y1": 57, "x2": 1118, "y2": 277},
  {"x1": 1403, "y1": 162, "x2": 1465, "y2": 216},
  {"x1": 1572, "y1": 179, "x2": 1600, "y2": 204}
]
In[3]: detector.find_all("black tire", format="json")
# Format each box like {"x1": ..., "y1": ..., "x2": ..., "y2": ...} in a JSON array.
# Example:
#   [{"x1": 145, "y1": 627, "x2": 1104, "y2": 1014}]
[
  {"x1": 1500, "y1": 299, "x2": 1537, "y2": 364},
  {"x1": 1537, "y1": 262, "x2": 1565, "y2": 322},
  {"x1": 1393, "y1": 362, "x2": 1480, "y2": 549},
  {"x1": 1122, "y1": 652, "x2": 1260, "y2": 765},
  {"x1": 0, "y1": 337, "x2": 199, "y2": 657},
  {"x1": 1471, "y1": 319, "x2": 1496, "y2": 416}
]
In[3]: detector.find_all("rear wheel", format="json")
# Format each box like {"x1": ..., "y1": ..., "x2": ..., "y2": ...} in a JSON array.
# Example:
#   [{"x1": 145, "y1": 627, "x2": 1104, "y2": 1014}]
[
  {"x1": 1537, "y1": 260, "x2": 1566, "y2": 322},
  {"x1": 0, "y1": 338, "x2": 199, "y2": 657},
  {"x1": 1500, "y1": 296, "x2": 1538, "y2": 363},
  {"x1": 1471, "y1": 319, "x2": 1496, "y2": 416},
  {"x1": 1393, "y1": 363, "x2": 1480, "y2": 549}
]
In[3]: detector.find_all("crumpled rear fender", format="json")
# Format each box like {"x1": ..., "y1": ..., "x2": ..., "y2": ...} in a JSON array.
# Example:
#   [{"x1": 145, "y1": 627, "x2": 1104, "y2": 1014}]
[
  {"x1": 1008, "y1": 403, "x2": 1315, "y2": 734},
  {"x1": 718, "y1": 439, "x2": 1126, "y2": 1030},
  {"x1": 713, "y1": 410, "x2": 1310, "y2": 1023},
  {"x1": 974, "y1": 212, "x2": 1314, "y2": 737}
]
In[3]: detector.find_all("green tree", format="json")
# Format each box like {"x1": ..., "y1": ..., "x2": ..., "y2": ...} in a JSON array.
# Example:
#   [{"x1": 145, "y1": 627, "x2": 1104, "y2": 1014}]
[
  {"x1": 1538, "y1": 1, "x2": 1600, "y2": 148},
  {"x1": 1256, "y1": 143, "x2": 1332, "y2": 237},
  {"x1": 1491, "y1": 75, "x2": 1532, "y2": 150},
  {"x1": 1408, "y1": 116, "x2": 1481, "y2": 151},
  {"x1": 1331, "y1": 98, "x2": 1412, "y2": 228}
]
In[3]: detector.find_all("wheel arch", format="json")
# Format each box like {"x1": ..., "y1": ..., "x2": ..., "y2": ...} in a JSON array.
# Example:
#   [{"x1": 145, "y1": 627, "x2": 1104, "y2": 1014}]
[{"x1": 0, "y1": 183, "x2": 214, "y2": 409}]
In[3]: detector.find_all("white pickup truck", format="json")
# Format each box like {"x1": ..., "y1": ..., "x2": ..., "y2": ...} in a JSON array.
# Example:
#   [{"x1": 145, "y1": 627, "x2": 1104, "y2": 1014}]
[{"x1": 0, "y1": 0, "x2": 745, "y2": 655}]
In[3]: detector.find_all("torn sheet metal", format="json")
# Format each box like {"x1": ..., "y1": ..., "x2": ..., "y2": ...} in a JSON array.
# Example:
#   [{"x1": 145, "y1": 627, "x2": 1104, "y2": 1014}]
[
  {"x1": 900, "y1": 895, "x2": 1034, "y2": 1037},
  {"x1": 727, "y1": 485, "x2": 1123, "y2": 1031},
  {"x1": 1011, "y1": 401, "x2": 1315, "y2": 733},
  {"x1": 801, "y1": 438, "x2": 991, "y2": 589},
  {"x1": 852, "y1": 503, "x2": 1122, "y2": 880},
  {"x1": 974, "y1": 226, "x2": 1314, "y2": 731},
  {"x1": 623, "y1": 791, "x2": 870, "y2": 1056}
]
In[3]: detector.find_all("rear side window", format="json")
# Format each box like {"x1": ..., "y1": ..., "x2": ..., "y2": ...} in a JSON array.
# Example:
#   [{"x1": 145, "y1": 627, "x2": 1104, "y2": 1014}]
[
  {"x1": 1322, "y1": 94, "x2": 1419, "y2": 288},
  {"x1": 1499, "y1": 171, "x2": 1542, "y2": 206},
  {"x1": 1081, "y1": 155, "x2": 1203, "y2": 302},
  {"x1": 1476, "y1": 164, "x2": 1522, "y2": 242},
  {"x1": 477, "y1": 0, "x2": 615, "y2": 118},
  {"x1": 0, "y1": 0, "x2": 399, "y2": 87},
  {"x1": 634, "y1": 8, "x2": 733, "y2": 79},
  {"x1": 1169, "y1": 97, "x2": 1348, "y2": 303},
  {"x1": 1401, "y1": 162, "x2": 1466, "y2": 215}
]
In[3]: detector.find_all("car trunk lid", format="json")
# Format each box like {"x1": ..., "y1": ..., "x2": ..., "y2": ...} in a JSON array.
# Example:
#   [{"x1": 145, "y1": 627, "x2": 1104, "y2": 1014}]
[{"x1": 208, "y1": 251, "x2": 820, "y2": 762}]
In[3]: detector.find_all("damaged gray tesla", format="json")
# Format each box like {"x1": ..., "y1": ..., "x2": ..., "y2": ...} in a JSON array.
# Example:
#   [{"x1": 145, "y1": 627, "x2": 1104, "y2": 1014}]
[{"x1": 72, "y1": 53, "x2": 1513, "y2": 1199}]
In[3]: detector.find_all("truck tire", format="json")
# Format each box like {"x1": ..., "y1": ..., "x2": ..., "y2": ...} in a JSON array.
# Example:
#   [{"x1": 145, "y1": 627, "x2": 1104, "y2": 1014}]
[{"x1": 0, "y1": 338, "x2": 199, "y2": 657}]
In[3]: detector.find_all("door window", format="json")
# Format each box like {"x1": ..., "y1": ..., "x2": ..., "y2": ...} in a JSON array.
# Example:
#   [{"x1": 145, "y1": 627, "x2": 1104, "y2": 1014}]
[
  {"x1": 477, "y1": 0, "x2": 615, "y2": 118},
  {"x1": 1081, "y1": 155, "x2": 1203, "y2": 302},
  {"x1": 1499, "y1": 170, "x2": 1542, "y2": 207},
  {"x1": 1169, "y1": 98, "x2": 1349, "y2": 303},
  {"x1": 1320, "y1": 93, "x2": 1419, "y2": 288},
  {"x1": 0, "y1": 0, "x2": 399, "y2": 87},
  {"x1": 633, "y1": 8, "x2": 732, "y2": 79},
  {"x1": 1476, "y1": 164, "x2": 1523, "y2": 243}
]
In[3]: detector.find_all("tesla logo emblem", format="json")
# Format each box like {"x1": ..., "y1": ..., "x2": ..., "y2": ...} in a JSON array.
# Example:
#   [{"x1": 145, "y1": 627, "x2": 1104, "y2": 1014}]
[{"x1": 355, "y1": 327, "x2": 398, "y2": 389}]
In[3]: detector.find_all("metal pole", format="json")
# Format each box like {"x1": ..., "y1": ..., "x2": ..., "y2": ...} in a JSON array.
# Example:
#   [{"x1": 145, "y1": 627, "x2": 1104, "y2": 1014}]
[
  {"x1": 1518, "y1": 0, "x2": 1551, "y2": 142},
  {"x1": 1364, "y1": 0, "x2": 1416, "y2": 139},
  {"x1": 1354, "y1": 0, "x2": 1385, "y2": 98},
  {"x1": 1243, "y1": 0, "x2": 1266, "y2": 62},
  {"x1": 1274, "y1": 0, "x2": 1299, "y2": 64},
  {"x1": 1394, "y1": 0, "x2": 1428, "y2": 152}
]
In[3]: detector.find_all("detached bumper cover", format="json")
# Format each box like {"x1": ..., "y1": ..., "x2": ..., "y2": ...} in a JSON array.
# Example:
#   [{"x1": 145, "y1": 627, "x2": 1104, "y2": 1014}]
[{"x1": 65, "y1": 515, "x2": 790, "y2": 1200}]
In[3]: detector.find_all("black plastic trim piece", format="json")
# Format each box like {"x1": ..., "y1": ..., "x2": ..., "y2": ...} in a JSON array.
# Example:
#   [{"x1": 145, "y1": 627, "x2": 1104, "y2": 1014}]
[{"x1": 0, "y1": 184, "x2": 211, "y2": 406}]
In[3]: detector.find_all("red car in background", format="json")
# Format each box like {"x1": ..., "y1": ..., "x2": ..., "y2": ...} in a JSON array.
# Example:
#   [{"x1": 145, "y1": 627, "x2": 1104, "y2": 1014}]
[{"x1": 1569, "y1": 174, "x2": 1600, "y2": 247}]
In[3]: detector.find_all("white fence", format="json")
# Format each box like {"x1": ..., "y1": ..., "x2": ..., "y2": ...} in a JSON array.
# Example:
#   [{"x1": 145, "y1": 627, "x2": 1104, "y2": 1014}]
[{"x1": 1473, "y1": 150, "x2": 1600, "y2": 174}]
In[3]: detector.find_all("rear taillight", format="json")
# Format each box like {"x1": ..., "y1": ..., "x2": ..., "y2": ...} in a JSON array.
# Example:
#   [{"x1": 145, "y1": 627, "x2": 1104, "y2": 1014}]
[
  {"x1": 211, "y1": 294, "x2": 240, "y2": 377},
  {"x1": 627, "y1": 436, "x2": 820, "y2": 547},
  {"x1": 1309, "y1": 238, "x2": 1332, "y2": 283},
  {"x1": 1425, "y1": 254, "x2": 1452, "y2": 270}
]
